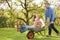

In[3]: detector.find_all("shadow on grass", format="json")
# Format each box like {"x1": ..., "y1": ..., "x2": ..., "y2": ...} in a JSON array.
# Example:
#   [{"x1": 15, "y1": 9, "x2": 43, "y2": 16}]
[{"x1": 28, "y1": 36, "x2": 60, "y2": 40}]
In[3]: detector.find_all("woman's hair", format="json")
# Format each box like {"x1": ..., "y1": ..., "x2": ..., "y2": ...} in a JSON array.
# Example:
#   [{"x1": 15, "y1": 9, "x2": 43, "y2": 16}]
[
  {"x1": 33, "y1": 15, "x2": 36, "y2": 21},
  {"x1": 34, "y1": 15, "x2": 36, "y2": 19}
]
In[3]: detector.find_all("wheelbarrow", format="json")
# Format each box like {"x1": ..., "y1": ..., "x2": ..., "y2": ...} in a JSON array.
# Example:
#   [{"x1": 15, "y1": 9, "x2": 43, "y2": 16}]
[
  {"x1": 16, "y1": 25, "x2": 46, "y2": 39},
  {"x1": 26, "y1": 27, "x2": 46, "y2": 39}
]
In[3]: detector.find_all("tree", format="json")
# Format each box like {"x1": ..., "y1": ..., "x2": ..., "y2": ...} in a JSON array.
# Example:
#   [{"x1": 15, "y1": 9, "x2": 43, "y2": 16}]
[
  {"x1": 0, "y1": 0, "x2": 45, "y2": 27},
  {"x1": 17, "y1": 0, "x2": 40, "y2": 25},
  {"x1": 0, "y1": 0, "x2": 17, "y2": 27}
]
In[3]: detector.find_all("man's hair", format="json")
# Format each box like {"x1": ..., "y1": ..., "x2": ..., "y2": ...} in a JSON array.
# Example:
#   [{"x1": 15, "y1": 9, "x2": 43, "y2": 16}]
[{"x1": 45, "y1": 1, "x2": 50, "y2": 5}]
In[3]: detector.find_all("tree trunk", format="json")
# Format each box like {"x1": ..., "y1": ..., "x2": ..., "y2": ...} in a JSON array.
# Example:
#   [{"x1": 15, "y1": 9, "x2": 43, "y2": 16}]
[
  {"x1": 25, "y1": 0, "x2": 29, "y2": 25},
  {"x1": 26, "y1": 9, "x2": 29, "y2": 25}
]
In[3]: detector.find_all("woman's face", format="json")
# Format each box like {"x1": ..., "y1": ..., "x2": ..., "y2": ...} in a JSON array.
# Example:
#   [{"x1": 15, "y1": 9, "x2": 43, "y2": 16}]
[{"x1": 33, "y1": 14, "x2": 40, "y2": 21}]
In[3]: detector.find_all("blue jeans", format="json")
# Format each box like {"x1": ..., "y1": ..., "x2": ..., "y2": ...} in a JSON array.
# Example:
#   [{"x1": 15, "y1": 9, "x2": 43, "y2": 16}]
[{"x1": 20, "y1": 25, "x2": 32, "y2": 33}]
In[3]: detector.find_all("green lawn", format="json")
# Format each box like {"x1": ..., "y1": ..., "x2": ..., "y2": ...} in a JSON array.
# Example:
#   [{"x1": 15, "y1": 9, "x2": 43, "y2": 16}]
[{"x1": 0, "y1": 26, "x2": 60, "y2": 40}]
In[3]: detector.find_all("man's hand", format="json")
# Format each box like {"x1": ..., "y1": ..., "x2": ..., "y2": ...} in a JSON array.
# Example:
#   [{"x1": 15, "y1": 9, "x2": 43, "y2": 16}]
[{"x1": 50, "y1": 21, "x2": 54, "y2": 24}]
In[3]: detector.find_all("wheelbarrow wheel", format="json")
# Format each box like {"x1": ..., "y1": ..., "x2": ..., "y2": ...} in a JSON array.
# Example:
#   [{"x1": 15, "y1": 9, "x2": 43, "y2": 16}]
[{"x1": 27, "y1": 31, "x2": 34, "y2": 39}]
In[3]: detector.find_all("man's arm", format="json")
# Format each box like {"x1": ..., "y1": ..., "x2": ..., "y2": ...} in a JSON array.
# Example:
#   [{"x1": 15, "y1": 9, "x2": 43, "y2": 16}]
[{"x1": 50, "y1": 8, "x2": 55, "y2": 23}]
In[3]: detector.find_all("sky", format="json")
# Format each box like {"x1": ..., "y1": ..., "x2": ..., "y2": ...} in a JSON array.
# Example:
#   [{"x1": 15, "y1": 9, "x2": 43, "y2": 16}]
[
  {"x1": 12, "y1": 0, "x2": 43, "y2": 4},
  {"x1": 0, "y1": 0, "x2": 60, "y2": 9},
  {"x1": 33, "y1": 0, "x2": 43, "y2": 4},
  {"x1": 0, "y1": 0, "x2": 43, "y2": 9}
]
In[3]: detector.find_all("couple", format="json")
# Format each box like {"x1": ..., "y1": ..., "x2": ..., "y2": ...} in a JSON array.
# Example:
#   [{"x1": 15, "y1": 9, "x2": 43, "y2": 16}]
[
  {"x1": 17, "y1": 2, "x2": 60, "y2": 37},
  {"x1": 18, "y1": 14, "x2": 45, "y2": 33}
]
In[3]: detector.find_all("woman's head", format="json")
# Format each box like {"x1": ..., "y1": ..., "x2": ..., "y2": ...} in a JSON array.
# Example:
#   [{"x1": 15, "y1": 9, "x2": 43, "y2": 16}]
[
  {"x1": 33, "y1": 14, "x2": 40, "y2": 21},
  {"x1": 33, "y1": 15, "x2": 36, "y2": 21}
]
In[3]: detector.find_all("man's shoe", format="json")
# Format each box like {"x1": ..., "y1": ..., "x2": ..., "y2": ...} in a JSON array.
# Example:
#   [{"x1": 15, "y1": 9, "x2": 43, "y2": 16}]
[
  {"x1": 57, "y1": 33, "x2": 60, "y2": 35},
  {"x1": 46, "y1": 35, "x2": 51, "y2": 37}
]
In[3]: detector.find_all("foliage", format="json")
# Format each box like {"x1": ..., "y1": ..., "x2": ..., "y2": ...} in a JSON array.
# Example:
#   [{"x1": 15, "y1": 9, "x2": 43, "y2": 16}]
[
  {"x1": 0, "y1": 27, "x2": 60, "y2": 40},
  {"x1": 0, "y1": 0, "x2": 60, "y2": 27}
]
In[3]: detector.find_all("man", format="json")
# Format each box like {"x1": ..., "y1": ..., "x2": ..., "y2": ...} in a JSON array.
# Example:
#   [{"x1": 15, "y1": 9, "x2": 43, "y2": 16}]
[{"x1": 45, "y1": 2, "x2": 59, "y2": 37}]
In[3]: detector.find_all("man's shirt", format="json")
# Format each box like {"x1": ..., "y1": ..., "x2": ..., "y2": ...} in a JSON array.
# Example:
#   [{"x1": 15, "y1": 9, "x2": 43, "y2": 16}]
[{"x1": 45, "y1": 7, "x2": 56, "y2": 22}]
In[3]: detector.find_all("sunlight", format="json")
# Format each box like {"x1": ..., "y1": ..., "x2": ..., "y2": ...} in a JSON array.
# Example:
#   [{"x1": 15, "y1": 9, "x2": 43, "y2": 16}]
[
  {"x1": 33, "y1": 0, "x2": 43, "y2": 4},
  {"x1": 12, "y1": 0, "x2": 15, "y2": 2}
]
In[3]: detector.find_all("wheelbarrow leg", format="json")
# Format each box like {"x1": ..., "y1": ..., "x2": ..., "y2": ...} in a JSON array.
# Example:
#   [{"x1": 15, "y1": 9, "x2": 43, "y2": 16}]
[
  {"x1": 44, "y1": 30, "x2": 46, "y2": 36},
  {"x1": 40, "y1": 31, "x2": 44, "y2": 36}
]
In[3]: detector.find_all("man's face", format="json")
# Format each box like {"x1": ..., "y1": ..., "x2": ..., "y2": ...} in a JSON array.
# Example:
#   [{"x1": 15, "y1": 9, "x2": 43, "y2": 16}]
[{"x1": 45, "y1": 4, "x2": 49, "y2": 8}]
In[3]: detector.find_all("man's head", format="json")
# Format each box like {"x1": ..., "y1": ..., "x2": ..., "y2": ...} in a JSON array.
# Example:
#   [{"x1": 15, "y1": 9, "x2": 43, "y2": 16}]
[{"x1": 45, "y1": 2, "x2": 50, "y2": 8}]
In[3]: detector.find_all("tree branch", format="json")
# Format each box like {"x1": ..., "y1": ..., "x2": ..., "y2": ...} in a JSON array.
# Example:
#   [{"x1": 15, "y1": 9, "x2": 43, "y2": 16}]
[
  {"x1": 27, "y1": 0, "x2": 33, "y2": 3},
  {"x1": 24, "y1": 0, "x2": 27, "y2": 10},
  {"x1": 28, "y1": 8, "x2": 37, "y2": 12},
  {"x1": 29, "y1": 15, "x2": 33, "y2": 20},
  {"x1": 17, "y1": 17, "x2": 26, "y2": 23},
  {"x1": 20, "y1": 1, "x2": 25, "y2": 9},
  {"x1": 21, "y1": 3, "x2": 25, "y2": 9},
  {"x1": 21, "y1": 10, "x2": 26, "y2": 16},
  {"x1": 5, "y1": 0, "x2": 12, "y2": 9}
]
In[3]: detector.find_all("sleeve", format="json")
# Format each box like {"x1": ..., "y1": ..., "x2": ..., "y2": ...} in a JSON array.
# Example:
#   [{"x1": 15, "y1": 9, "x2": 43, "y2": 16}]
[
  {"x1": 50, "y1": 9, "x2": 55, "y2": 22},
  {"x1": 40, "y1": 19, "x2": 45, "y2": 27}
]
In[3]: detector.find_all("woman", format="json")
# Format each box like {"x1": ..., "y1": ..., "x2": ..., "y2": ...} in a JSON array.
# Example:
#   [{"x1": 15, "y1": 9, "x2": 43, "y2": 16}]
[{"x1": 17, "y1": 14, "x2": 45, "y2": 33}]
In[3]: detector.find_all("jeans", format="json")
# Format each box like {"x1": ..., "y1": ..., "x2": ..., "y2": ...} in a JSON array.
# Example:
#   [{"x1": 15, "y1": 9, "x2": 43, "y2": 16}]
[
  {"x1": 48, "y1": 18, "x2": 59, "y2": 35},
  {"x1": 20, "y1": 25, "x2": 35, "y2": 33}
]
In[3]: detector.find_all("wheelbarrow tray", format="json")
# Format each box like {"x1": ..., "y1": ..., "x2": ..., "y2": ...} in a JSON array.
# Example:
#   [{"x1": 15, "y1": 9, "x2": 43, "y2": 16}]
[{"x1": 28, "y1": 27, "x2": 45, "y2": 32}]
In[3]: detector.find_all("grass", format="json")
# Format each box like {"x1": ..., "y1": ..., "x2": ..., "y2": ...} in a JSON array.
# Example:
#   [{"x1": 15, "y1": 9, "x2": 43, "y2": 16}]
[{"x1": 0, "y1": 26, "x2": 60, "y2": 40}]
